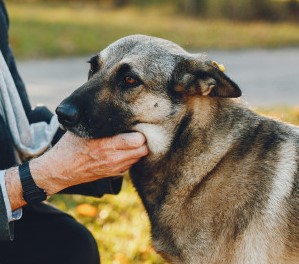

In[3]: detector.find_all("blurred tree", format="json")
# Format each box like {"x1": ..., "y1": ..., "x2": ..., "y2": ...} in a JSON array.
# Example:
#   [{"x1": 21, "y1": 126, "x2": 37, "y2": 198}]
[
  {"x1": 250, "y1": 0, "x2": 276, "y2": 20},
  {"x1": 287, "y1": 0, "x2": 299, "y2": 21},
  {"x1": 179, "y1": 0, "x2": 284, "y2": 21},
  {"x1": 181, "y1": 0, "x2": 206, "y2": 16},
  {"x1": 113, "y1": 0, "x2": 129, "y2": 7}
]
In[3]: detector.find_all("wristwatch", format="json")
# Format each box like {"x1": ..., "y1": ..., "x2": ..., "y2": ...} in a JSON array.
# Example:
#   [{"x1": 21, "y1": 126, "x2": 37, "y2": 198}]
[{"x1": 18, "y1": 162, "x2": 47, "y2": 204}]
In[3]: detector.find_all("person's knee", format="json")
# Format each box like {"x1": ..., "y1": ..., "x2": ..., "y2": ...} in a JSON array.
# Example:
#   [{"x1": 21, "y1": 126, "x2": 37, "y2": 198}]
[
  {"x1": 70, "y1": 221, "x2": 100, "y2": 264},
  {"x1": 0, "y1": 211, "x2": 100, "y2": 264},
  {"x1": 58, "y1": 216, "x2": 100, "y2": 264}
]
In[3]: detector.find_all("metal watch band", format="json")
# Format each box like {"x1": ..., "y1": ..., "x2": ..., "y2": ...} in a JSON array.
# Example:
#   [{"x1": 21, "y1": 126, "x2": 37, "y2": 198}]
[{"x1": 18, "y1": 162, "x2": 47, "y2": 204}]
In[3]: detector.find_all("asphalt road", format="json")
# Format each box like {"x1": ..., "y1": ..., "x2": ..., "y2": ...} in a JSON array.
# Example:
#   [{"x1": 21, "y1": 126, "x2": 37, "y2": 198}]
[{"x1": 17, "y1": 48, "x2": 299, "y2": 111}]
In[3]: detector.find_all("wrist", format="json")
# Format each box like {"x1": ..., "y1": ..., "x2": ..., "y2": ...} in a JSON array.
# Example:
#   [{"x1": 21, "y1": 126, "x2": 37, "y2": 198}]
[
  {"x1": 29, "y1": 155, "x2": 64, "y2": 196},
  {"x1": 18, "y1": 162, "x2": 47, "y2": 204},
  {"x1": 5, "y1": 167, "x2": 26, "y2": 210}
]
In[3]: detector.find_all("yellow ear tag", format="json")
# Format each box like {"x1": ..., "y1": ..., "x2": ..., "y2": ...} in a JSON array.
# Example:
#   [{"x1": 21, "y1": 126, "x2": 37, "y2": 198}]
[{"x1": 212, "y1": 61, "x2": 225, "y2": 72}]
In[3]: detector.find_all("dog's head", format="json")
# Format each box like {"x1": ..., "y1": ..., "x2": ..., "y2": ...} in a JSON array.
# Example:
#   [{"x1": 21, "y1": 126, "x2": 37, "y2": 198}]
[{"x1": 56, "y1": 35, "x2": 241, "y2": 155}]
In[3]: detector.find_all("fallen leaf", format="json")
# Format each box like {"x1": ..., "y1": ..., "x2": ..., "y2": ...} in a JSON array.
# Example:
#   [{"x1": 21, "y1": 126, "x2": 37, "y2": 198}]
[{"x1": 76, "y1": 203, "x2": 98, "y2": 217}]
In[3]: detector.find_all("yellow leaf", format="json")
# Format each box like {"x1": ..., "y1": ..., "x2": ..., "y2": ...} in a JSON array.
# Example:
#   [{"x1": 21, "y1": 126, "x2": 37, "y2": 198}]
[{"x1": 76, "y1": 204, "x2": 98, "y2": 217}]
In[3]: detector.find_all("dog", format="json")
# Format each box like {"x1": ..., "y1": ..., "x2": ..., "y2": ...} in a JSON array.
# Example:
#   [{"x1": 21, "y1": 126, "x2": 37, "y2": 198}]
[{"x1": 56, "y1": 35, "x2": 299, "y2": 264}]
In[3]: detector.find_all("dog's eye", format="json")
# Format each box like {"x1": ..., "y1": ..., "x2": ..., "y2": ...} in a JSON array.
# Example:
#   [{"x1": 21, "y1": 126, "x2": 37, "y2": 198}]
[
  {"x1": 123, "y1": 76, "x2": 139, "y2": 87},
  {"x1": 124, "y1": 76, "x2": 137, "y2": 85}
]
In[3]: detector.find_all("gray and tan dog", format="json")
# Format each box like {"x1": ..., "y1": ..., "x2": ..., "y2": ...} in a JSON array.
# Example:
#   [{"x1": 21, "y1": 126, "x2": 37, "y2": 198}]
[{"x1": 56, "y1": 35, "x2": 299, "y2": 264}]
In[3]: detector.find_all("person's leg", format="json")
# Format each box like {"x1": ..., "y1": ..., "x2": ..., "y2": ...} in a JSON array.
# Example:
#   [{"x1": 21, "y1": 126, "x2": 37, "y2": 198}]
[{"x1": 0, "y1": 204, "x2": 100, "y2": 264}]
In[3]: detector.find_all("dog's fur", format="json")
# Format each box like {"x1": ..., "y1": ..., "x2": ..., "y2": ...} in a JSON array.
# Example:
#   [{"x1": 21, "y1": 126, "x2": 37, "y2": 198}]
[{"x1": 56, "y1": 35, "x2": 299, "y2": 264}]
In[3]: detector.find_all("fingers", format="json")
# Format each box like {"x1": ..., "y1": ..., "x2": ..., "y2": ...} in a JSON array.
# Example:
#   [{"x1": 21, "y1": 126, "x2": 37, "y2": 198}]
[
  {"x1": 95, "y1": 145, "x2": 148, "y2": 175},
  {"x1": 100, "y1": 132, "x2": 147, "y2": 150},
  {"x1": 117, "y1": 145, "x2": 149, "y2": 161}
]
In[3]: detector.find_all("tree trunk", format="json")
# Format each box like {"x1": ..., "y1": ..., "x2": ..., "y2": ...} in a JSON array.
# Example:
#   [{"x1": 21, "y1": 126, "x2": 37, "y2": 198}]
[
  {"x1": 181, "y1": 0, "x2": 206, "y2": 16},
  {"x1": 287, "y1": 0, "x2": 299, "y2": 21},
  {"x1": 113, "y1": 0, "x2": 129, "y2": 8}
]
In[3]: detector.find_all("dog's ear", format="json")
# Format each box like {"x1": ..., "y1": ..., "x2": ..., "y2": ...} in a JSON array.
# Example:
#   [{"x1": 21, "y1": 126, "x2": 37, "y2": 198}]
[{"x1": 173, "y1": 58, "x2": 241, "y2": 98}]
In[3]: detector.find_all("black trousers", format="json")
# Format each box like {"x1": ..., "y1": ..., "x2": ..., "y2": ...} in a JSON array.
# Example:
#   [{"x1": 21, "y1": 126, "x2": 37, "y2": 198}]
[
  {"x1": 0, "y1": 205, "x2": 100, "y2": 264},
  {"x1": 0, "y1": 115, "x2": 100, "y2": 264}
]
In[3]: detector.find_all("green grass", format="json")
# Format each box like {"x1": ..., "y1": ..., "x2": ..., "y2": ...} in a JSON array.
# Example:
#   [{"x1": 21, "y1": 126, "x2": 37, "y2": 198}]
[
  {"x1": 48, "y1": 107, "x2": 299, "y2": 264},
  {"x1": 6, "y1": 2, "x2": 299, "y2": 59}
]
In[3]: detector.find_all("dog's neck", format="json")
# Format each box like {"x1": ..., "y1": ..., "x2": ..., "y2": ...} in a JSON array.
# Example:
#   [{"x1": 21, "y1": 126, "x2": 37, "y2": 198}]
[{"x1": 131, "y1": 97, "x2": 246, "y2": 209}]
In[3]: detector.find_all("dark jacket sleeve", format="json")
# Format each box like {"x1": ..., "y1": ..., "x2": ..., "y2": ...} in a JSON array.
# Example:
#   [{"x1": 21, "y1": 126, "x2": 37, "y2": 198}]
[
  {"x1": 61, "y1": 176, "x2": 123, "y2": 197},
  {"x1": 0, "y1": 188, "x2": 13, "y2": 241}
]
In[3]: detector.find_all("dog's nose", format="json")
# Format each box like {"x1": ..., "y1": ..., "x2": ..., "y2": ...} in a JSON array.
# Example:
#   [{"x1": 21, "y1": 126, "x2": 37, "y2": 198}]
[{"x1": 55, "y1": 103, "x2": 80, "y2": 127}]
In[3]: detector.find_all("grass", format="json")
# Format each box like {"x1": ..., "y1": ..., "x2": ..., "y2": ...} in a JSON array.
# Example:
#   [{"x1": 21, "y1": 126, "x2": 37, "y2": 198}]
[
  {"x1": 256, "y1": 106, "x2": 299, "y2": 125},
  {"x1": 48, "y1": 107, "x2": 299, "y2": 264},
  {"x1": 6, "y1": 2, "x2": 299, "y2": 59}
]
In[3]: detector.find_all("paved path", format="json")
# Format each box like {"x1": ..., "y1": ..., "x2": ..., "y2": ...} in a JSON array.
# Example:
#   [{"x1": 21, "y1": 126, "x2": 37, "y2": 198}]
[{"x1": 17, "y1": 48, "x2": 299, "y2": 111}]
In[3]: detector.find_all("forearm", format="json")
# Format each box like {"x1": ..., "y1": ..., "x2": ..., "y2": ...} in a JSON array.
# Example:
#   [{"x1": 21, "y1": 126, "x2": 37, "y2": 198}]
[
  {"x1": 4, "y1": 167, "x2": 25, "y2": 211},
  {"x1": 5, "y1": 155, "x2": 62, "y2": 211}
]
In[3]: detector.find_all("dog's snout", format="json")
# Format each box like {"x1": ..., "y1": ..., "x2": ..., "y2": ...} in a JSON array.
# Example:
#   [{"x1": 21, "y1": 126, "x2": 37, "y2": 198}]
[{"x1": 56, "y1": 103, "x2": 80, "y2": 127}]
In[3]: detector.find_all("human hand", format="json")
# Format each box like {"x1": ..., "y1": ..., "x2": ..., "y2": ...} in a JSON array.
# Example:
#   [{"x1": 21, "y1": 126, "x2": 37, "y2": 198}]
[{"x1": 30, "y1": 132, "x2": 148, "y2": 195}]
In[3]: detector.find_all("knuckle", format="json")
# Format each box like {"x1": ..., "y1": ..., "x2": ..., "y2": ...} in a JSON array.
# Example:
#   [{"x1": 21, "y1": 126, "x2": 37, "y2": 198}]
[
  {"x1": 131, "y1": 133, "x2": 146, "y2": 146},
  {"x1": 120, "y1": 132, "x2": 146, "y2": 147},
  {"x1": 96, "y1": 138, "x2": 110, "y2": 150}
]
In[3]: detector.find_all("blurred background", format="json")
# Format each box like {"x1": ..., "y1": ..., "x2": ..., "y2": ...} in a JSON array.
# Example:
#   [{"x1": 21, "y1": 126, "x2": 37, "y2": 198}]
[
  {"x1": 6, "y1": 0, "x2": 299, "y2": 263},
  {"x1": 7, "y1": 0, "x2": 299, "y2": 59}
]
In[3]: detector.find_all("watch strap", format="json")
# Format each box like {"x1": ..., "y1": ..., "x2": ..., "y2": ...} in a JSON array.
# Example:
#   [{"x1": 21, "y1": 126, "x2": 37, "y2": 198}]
[{"x1": 18, "y1": 162, "x2": 47, "y2": 204}]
